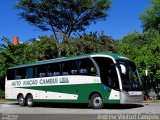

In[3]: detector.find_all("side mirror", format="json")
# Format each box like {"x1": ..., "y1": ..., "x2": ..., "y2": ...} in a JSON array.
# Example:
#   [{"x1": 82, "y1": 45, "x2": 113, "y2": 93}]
[{"x1": 120, "y1": 64, "x2": 126, "y2": 74}]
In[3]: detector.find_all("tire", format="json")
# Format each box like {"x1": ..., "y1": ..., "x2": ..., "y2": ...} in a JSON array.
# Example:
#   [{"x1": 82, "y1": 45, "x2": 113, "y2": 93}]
[
  {"x1": 90, "y1": 94, "x2": 103, "y2": 109},
  {"x1": 17, "y1": 95, "x2": 25, "y2": 107},
  {"x1": 26, "y1": 95, "x2": 34, "y2": 107}
]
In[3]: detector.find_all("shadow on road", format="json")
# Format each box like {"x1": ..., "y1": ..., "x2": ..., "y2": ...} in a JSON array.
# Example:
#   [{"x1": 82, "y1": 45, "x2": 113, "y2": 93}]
[
  {"x1": 12, "y1": 102, "x2": 143, "y2": 109},
  {"x1": 7, "y1": 102, "x2": 144, "y2": 109},
  {"x1": 104, "y1": 104, "x2": 144, "y2": 109}
]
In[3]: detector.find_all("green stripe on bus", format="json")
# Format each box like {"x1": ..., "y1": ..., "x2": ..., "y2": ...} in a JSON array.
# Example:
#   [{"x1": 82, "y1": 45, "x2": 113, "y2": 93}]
[
  {"x1": 33, "y1": 99, "x2": 120, "y2": 104},
  {"x1": 16, "y1": 83, "x2": 119, "y2": 103}
]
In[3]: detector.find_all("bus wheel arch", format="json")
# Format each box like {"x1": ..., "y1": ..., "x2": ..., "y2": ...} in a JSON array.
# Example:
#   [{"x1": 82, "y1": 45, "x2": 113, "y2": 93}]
[
  {"x1": 17, "y1": 93, "x2": 25, "y2": 107},
  {"x1": 25, "y1": 93, "x2": 34, "y2": 107},
  {"x1": 89, "y1": 92, "x2": 104, "y2": 109}
]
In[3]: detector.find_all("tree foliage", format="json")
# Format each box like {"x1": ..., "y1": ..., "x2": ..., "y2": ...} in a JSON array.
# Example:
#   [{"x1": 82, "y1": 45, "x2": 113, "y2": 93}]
[
  {"x1": 75, "y1": 32, "x2": 116, "y2": 54},
  {"x1": 16, "y1": 0, "x2": 111, "y2": 39},
  {"x1": 25, "y1": 36, "x2": 60, "y2": 60},
  {"x1": 140, "y1": 0, "x2": 160, "y2": 31},
  {"x1": 0, "y1": 37, "x2": 27, "y2": 90}
]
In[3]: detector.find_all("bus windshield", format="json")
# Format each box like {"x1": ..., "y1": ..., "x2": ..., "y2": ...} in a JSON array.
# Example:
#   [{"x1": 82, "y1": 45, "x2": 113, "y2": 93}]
[{"x1": 116, "y1": 59, "x2": 142, "y2": 91}]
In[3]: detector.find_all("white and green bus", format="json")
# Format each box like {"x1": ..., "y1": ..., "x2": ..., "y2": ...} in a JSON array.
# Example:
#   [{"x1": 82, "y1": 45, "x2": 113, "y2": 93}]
[{"x1": 5, "y1": 53, "x2": 143, "y2": 109}]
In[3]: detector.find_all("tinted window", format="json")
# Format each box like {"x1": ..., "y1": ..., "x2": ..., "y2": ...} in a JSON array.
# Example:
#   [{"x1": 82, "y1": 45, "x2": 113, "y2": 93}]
[
  {"x1": 15, "y1": 68, "x2": 26, "y2": 79},
  {"x1": 7, "y1": 69, "x2": 15, "y2": 80},
  {"x1": 47, "y1": 63, "x2": 61, "y2": 76},
  {"x1": 117, "y1": 59, "x2": 141, "y2": 91},
  {"x1": 26, "y1": 67, "x2": 37, "y2": 78},
  {"x1": 37, "y1": 64, "x2": 47, "y2": 77},
  {"x1": 62, "y1": 60, "x2": 78, "y2": 75},
  {"x1": 7, "y1": 58, "x2": 98, "y2": 80},
  {"x1": 93, "y1": 57, "x2": 119, "y2": 90},
  {"x1": 79, "y1": 58, "x2": 97, "y2": 76}
]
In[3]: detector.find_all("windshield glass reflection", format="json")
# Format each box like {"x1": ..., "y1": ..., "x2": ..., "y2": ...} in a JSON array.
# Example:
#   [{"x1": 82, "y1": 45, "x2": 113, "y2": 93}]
[{"x1": 117, "y1": 60, "x2": 142, "y2": 91}]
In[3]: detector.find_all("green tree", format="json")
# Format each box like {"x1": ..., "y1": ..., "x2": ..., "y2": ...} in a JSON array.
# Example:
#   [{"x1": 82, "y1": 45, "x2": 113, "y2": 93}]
[
  {"x1": 140, "y1": 0, "x2": 160, "y2": 31},
  {"x1": 60, "y1": 38, "x2": 78, "y2": 57},
  {"x1": 0, "y1": 37, "x2": 27, "y2": 90},
  {"x1": 74, "y1": 32, "x2": 116, "y2": 55},
  {"x1": 16, "y1": 0, "x2": 111, "y2": 39},
  {"x1": 25, "y1": 36, "x2": 59, "y2": 61},
  {"x1": 75, "y1": 33, "x2": 102, "y2": 54}
]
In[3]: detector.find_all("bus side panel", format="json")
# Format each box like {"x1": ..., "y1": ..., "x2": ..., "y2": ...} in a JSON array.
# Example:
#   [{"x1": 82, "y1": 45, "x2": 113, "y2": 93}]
[{"x1": 5, "y1": 76, "x2": 120, "y2": 104}]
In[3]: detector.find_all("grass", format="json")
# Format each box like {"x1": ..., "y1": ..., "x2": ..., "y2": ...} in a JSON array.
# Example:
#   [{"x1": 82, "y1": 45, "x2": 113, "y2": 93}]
[
  {"x1": 144, "y1": 100, "x2": 160, "y2": 103},
  {"x1": 0, "y1": 99, "x2": 8, "y2": 103}
]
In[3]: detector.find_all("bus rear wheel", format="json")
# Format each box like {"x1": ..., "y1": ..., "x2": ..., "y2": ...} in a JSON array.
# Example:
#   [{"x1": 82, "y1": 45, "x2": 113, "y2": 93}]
[
  {"x1": 26, "y1": 95, "x2": 34, "y2": 107},
  {"x1": 90, "y1": 94, "x2": 103, "y2": 109},
  {"x1": 17, "y1": 95, "x2": 25, "y2": 107}
]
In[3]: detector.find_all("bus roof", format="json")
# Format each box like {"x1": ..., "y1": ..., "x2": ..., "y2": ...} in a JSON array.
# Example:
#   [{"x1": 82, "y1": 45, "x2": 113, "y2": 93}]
[{"x1": 8, "y1": 52, "x2": 128, "y2": 69}]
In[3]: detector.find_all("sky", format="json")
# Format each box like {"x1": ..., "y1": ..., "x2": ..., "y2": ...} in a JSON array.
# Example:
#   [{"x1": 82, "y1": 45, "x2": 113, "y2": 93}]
[{"x1": 0, "y1": 0, "x2": 151, "y2": 43}]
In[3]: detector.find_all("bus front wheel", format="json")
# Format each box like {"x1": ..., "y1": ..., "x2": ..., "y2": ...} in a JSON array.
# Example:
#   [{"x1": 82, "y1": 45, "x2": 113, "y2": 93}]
[
  {"x1": 26, "y1": 95, "x2": 34, "y2": 107},
  {"x1": 17, "y1": 95, "x2": 25, "y2": 107},
  {"x1": 90, "y1": 94, "x2": 103, "y2": 109}
]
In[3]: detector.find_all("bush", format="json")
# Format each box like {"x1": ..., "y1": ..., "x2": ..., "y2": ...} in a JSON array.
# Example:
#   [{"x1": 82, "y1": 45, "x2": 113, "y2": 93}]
[{"x1": 0, "y1": 89, "x2": 5, "y2": 99}]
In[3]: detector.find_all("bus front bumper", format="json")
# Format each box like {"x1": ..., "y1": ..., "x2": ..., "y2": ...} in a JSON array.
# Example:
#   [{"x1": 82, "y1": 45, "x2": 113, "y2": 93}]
[{"x1": 120, "y1": 91, "x2": 143, "y2": 104}]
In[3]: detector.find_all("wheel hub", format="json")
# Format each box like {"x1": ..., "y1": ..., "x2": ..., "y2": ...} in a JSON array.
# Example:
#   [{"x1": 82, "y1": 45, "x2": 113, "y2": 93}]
[{"x1": 93, "y1": 97, "x2": 102, "y2": 107}]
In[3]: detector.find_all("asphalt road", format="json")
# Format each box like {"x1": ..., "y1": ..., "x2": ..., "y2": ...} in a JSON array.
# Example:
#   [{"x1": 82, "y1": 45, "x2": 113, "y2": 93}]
[{"x1": 0, "y1": 102, "x2": 160, "y2": 120}]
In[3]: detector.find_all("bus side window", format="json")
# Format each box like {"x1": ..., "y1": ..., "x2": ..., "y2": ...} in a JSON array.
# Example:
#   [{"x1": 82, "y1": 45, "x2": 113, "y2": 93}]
[
  {"x1": 71, "y1": 70, "x2": 78, "y2": 75},
  {"x1": 62, "y1": 60, "x2": 78, "y2": 75},
  {"x1": 79, "y1": 69, "x2": 88, "y2": 74},
  {"x1": 15, "y1": 68, "x2": 26, "y2": 79},
  {"x1": 26, "y1": 67, "x2": 34, "y2": 78},
  {"x1": 47, "y1": 63, "x2": 61, "y2": 76},
  {"x1": 79, "y1": 58, "x2": 97, "y2": 76},
  {"x1": 37, "y1": 64, "x2": 47, "y2": 78},
  {"x1": 47, "y1": 72, "x2": 53, "y2": 77},
  {"x1": 39, "y1": 73, "x2": 46, "y2": 77},
  {"x1": 7, "y1": 69, "x2": 15, "y2": 80},
  {"x1": 53, "y1": 72, "x2": 60, "y2": 76}
]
